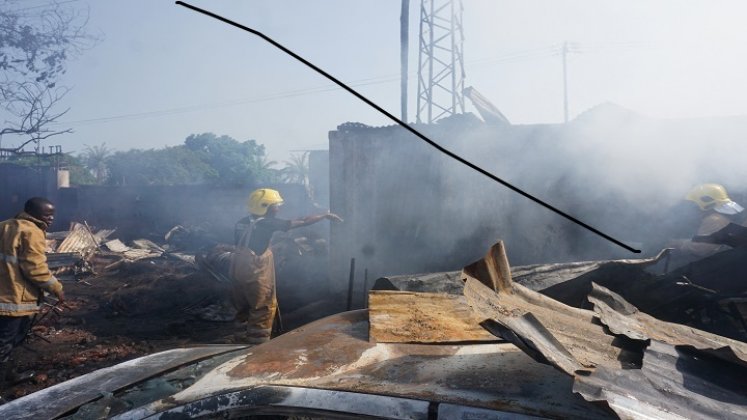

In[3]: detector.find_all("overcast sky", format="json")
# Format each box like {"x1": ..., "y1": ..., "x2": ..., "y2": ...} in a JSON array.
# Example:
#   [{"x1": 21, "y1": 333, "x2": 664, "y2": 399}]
[{"x1": 16, "y1": 0, "x2": 747, "y2": 160}]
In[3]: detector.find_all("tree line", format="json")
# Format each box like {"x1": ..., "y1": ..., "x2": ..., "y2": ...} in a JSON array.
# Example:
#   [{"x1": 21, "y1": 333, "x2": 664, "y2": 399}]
[{"x1": 76, "y1": 133, "x2": 310, "y2": 187}]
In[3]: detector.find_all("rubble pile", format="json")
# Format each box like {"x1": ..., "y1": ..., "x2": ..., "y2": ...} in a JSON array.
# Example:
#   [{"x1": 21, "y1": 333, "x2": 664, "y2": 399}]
[
  {"x1": 1, "y1": 223, "x2": 240, "y2": 401},
  {"x1": 3, "y1": 221, "x2": 340, "y2": 402},
  {"x1": 370, "y1": 240, "x2": 747, "y2": 419}
]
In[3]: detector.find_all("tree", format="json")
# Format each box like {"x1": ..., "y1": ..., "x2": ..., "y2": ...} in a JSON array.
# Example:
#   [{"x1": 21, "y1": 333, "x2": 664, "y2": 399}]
[
  {"x1": 106, "y1": 133, "x2": 278, "y2": 186},
  {"x1": 1, "y1": 81, "x2": 72, "y2": 150},
  {"x1": 255, "y1": 154, "x2": 281, "y2": 184},
  {"x1": 184, "y1": 132, "x2": 281, "y2": 185},
  {"x1": 82, "y1": 142, "x2": 111, "y2": 184},
  {"x1": 1, "y1": 151, "x2": 95, "y2": 185},
  {"x1": 0, "y1": 0, "x2": 98, "y2": 152},
  {"x1": 106, "y1": 146, "x2": 216, "y2": 186},
  {"x1": 281, "y1": 152, "x2": 309, "y2": 186}
]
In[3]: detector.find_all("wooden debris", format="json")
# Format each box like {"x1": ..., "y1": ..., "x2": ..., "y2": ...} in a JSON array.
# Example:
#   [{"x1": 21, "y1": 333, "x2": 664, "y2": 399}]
[{"x1": 368, "y1": 290, "x2": 499, "y2": 343}]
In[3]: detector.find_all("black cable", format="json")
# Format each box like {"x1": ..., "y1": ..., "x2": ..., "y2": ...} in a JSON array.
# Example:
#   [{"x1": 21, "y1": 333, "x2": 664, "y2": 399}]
[{"x1": 174, "y1": 1, "x2": 640, "y2": 254}]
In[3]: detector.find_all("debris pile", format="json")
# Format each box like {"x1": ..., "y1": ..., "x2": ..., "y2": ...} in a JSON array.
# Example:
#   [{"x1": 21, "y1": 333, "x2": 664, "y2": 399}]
[
  {"x1": 369, "y1": 241, "x2": 747, "y2": 419},
  {"x1": 1, "y1": 223, "x2": 236, "y2": 401},
  {"x1": 2, "y1": 221, "x2": 339, "y2": 402}
]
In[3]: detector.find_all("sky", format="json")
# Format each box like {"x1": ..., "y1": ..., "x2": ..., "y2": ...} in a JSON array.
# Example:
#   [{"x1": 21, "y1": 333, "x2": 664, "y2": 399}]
[{"x1": 8, "y1": 0, "x2": 747, "y2": 161}]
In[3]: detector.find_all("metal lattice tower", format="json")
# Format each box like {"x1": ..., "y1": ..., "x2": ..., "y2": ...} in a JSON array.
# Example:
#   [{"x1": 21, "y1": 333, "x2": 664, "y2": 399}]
[{"x1": 416, "y1": 0, "x2": 465, "y2": 124}]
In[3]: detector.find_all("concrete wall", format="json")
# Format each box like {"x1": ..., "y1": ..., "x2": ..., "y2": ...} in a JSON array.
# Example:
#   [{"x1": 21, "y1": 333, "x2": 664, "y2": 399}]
[{"x1": 0, "y1": 164, "x2": 61, "y2": 221}]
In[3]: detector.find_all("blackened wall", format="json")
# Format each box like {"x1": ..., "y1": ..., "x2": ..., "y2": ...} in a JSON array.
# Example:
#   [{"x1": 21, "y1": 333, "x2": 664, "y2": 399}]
[{"x1": 0, "y1": 164, "x2": 60, "y2": 220}]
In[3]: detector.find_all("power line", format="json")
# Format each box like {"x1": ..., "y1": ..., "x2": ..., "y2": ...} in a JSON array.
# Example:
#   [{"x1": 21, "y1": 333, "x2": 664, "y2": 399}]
[
  {"x1": 55, "y1": 41, "x2": 642, "y2": 127},
  {"x1": 55, "y1": 46, "x2": 562, "y2": 127},
  {"x1": 55, "y1": 75, "x2": 402, "y2": 127}
]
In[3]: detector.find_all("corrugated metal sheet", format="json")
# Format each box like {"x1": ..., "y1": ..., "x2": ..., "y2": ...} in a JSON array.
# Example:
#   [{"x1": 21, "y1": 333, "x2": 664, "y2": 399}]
[
  {"x1": 463, "y1": 241, "x2": 747, "y2": 419},
  {"x1": 375, "y1": 248, "x2": 668, "y2": 296},
  {"x1": 573, "y1": 340, "x2": 747, "y2": 419},
  {"x1": 56, "y1": 222, "x2": 98, "y2": 254},
  {"x1": 588, "y1": 283, "x2": 747, "y2": 365}
]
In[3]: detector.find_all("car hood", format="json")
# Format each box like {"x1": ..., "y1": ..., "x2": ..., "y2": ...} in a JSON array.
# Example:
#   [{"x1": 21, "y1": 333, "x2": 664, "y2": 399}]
[{"x1": 121, "y1": 310, "x2": 611, "y2": 419}]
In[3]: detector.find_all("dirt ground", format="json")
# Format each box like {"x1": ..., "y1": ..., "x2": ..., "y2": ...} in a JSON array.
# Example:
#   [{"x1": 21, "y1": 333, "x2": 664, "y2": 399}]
[{"x1": 2, "y1": 257, "x2": 262, "y2": 402}]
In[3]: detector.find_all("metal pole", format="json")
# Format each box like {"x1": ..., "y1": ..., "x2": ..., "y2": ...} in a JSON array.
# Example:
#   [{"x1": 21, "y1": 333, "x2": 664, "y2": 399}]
[
  {"x1": 562, "y1": 41, "x2": 569, "y2": 123},
  {"x1": 346, "y1": 257, "x2": 356, "y2": 311},
  {"x1": 362, "y1": 268, "x2": 369, "y2": 308},
  {"x1": 400, "y1": 0, "x2": 410, "y2": 122}
]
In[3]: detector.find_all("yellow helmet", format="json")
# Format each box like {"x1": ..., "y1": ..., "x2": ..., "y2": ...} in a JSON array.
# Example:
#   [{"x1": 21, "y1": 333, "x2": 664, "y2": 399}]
[
  {"x1": 247, "y1": 188, "x2": 284, "y2": 216},
  {"x1": 686, "y1": 183, "x2": 744, "y2": 215}
]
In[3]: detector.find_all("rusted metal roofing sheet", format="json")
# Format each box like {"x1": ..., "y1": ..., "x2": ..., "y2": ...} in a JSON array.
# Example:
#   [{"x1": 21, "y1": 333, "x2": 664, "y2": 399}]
[
  {"x1": 573, "y1": 340, "x2": 747, "y2": 419},
  {"x1": 464, "y1": 277, "x2": 640, "y2": 373},
  {"x1": 588, "y1": 282, "x2": 747, "y2": 365},
  {"x1": 463, "y1": 240, "x2": 747, "y2": 420},
  {"x1": 375, "y1": 249, "x2": 668, "y2": 297}
]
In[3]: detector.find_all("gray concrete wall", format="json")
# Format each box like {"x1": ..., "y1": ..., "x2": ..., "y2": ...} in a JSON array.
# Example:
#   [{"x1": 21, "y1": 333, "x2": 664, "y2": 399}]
[{"x1": 0, "y1": 164, "x2": 60, "y2": 220}]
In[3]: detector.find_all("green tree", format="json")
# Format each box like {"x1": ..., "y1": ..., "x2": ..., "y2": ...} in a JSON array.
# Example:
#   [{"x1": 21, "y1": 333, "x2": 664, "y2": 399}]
[
  {"x1": 255, "y1": 155, "x2": 281, "y2": 184},
  {"x1": 281, "y1": 152, "x2": 309, "y2": 186},
  {"x1": 82, "y1": 143, "x2": 111, "y2": 184},
  {"x1": 1, "y1": 152, "x2": 95, "y2": 185},
  {"x1": 106, "y1": 133, "x2": 277, "y2": 186},
  {"x1": 106, "y1": 146, "x2": 216, "y2": 186}
]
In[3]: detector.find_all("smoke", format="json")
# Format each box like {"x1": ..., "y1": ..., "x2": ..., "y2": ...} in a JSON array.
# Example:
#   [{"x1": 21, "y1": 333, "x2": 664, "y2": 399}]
[{"x1": 330, "y1": 106, "x2": 747, "y2": 283}]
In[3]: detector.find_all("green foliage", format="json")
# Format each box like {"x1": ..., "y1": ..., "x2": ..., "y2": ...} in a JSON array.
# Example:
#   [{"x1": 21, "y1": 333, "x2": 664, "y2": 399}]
[
  {"x1": 281, "y1": 152, "x2": 309, "y2": 185},
  {"x1": 105, "y1": 133, "x2": 280, "y2": 186},
  {"x1": 81, "y1": 143, "x2": 111, "y2": 183},
  {"x1": 1, "y1": 152, "x2": 95, "y2": 185}
]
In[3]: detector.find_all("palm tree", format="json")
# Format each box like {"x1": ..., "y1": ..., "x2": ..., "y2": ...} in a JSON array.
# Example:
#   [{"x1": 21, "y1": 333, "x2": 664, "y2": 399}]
[
  {"x1": 82, "y1": 143, "x2": 111, "y2": 184},
  {"x1": 282, "y1": 152, "x2": 309, "y2": 186},
  {"x1": 255, "y1": 155, "x2": 281, "y2": 183}
]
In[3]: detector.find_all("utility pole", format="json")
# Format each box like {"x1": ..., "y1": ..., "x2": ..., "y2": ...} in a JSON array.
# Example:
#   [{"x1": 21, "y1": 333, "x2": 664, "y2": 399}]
[
  {"x1": 562, "y1": 41, "x2": 569, "y2": 123},
  {"x1": 400, "y1": 0, "x2": 410, "y2": 122}
]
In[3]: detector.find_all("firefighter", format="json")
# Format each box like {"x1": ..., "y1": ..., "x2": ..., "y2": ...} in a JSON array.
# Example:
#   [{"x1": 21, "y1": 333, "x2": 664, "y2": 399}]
[
  {"x1": 0, "y1": 197, "x2": 65, "y2": 375},
  {"x1": 673, "y1": 183, "x2": 746, "y2": 258},
  {"x1": 231, "y1": 188, "x2": 342, "y2": 344}
]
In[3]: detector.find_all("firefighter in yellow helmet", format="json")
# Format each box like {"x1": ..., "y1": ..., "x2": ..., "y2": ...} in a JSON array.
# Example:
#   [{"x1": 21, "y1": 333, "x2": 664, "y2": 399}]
[
  {"x1": 230, "y1": 188, "x2": 342, "y2": 344},
  {"x1": 674, "y1": 183, "x2": 746, "y2": 258}
]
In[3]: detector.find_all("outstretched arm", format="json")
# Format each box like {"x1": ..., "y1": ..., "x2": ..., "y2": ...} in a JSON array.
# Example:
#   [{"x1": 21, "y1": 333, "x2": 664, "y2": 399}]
[{"x1": 289, "y1": 212, "x2": 343, "y2": 229}]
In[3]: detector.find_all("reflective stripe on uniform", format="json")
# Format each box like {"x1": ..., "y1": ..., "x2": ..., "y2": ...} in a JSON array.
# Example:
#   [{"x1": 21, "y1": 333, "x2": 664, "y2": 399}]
[
  {"x1": 0, "y1": 302, "x2": 39, "y2": 312},
  {"x1": 0, "y1": 252, "x2": 18, "y2": 265}
]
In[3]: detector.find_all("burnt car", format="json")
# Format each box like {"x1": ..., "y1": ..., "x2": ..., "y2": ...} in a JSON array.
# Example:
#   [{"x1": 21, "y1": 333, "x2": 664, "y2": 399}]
[{"x1": 0, "y1": 309, "x2": 614, "y2": 419}]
